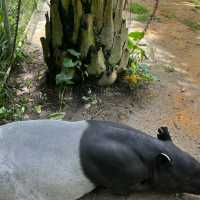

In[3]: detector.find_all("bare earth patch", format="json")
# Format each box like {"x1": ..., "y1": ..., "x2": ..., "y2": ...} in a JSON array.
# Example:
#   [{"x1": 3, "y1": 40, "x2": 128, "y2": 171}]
[{"x1": 9, "y1": 0, "x2": 200, "y2": 199}]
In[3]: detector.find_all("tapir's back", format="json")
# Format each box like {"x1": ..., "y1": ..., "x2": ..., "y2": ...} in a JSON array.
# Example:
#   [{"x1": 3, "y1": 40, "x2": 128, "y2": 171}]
[{"x1": 0, "y1": 120, "x2": 95, "y2": 200}]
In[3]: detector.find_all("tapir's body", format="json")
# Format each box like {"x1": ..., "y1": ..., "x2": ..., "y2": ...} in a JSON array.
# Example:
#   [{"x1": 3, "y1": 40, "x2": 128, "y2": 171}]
[
  {"x1": 0, "y1": 120, "x2": 200, "y2": 200},
  {"x1": 0, "y1": 120, "x2": 95, "y2": 200}
]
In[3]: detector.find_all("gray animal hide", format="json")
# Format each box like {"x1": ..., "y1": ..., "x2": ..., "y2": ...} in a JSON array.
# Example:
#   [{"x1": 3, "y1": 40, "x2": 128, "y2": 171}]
[{"x1": 0, "y1": 120, "x2": 95, "y2": 200}]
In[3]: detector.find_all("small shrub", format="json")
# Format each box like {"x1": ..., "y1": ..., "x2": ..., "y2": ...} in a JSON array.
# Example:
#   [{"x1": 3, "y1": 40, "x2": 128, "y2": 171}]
[
  {"x1": 124, "y1": 63, "x2": 155, "y2": 87},
  {"x1": 56, "y1": 49, "x2": 84, "y2": 86},
  {"x1": 124, "y1": 31, "x2": 156, "y2": 88}
]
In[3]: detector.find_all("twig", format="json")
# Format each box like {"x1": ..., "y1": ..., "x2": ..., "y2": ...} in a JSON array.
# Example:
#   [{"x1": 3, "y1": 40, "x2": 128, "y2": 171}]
[
  {"x1": 143, "y1": 0, "x2": 159, "y2": 34},
  {"x1": 124, "y1": 0, "x2": 129, "y2": 10}
]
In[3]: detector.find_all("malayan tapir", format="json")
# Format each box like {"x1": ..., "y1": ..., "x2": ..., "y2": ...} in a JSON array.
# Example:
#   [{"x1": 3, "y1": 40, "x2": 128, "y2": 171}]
[{"x1": 0, "y1": 120, "x2": 199, "y2": 200}]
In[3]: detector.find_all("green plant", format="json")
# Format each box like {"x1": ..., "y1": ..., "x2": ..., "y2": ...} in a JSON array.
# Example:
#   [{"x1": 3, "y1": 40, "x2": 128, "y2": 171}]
[
  {"x1": 0, "y1": 0, "x2": 39, "y2": 123},
  {"x1": 0, "y1": 86, "x2": 26, "y2": 121},
  {"x1": 124, "y1": 63, "x2": 155, "y2": 88},
  {"x1": 15, "y1": 44, "x2": 28, "y2": 63},
  {"x1": 7, "y1": 0, "x2": 39, "y2": 40},
  {"x1": 129, "y1": 3, "x2": 150, "y2": 23},
  {"x1": 128, "y1": 31, "x2": 146, "y2": 61},
  {"x1": 56, "y1": 49, "x2": 82, "y2": 86},
  {"x1": 124, "y1": 31, "x2": 155, "y2": 88},
  {"x1": 0, "y1": 11, "x2": 10, "y2": 64}
]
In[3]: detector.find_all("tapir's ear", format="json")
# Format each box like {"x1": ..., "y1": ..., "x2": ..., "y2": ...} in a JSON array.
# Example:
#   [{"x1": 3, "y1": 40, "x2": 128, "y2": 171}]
[
  {"x1": 156, "y1": 153, "x2": 173, "y2": 168},
  {"x1": 157, "y1": 127, "x2": 172, "y2": 141}
]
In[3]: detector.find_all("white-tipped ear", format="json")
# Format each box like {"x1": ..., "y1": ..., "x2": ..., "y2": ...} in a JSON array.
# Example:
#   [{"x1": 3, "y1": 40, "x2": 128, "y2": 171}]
[{"x1": 157, "y1": 153, "x2": 172, "y2": 167}]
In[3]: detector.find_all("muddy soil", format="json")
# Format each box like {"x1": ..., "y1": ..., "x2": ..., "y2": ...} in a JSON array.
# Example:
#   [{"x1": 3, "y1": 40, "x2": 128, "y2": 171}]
[{"x1": 9, "y1": 0, "x2": 200, "y2": 199}]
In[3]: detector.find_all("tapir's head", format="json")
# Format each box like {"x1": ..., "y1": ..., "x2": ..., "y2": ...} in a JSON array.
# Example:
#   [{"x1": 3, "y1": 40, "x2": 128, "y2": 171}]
[{"x1": 153, "y1": 127, "x2": 200, "y2": 194}]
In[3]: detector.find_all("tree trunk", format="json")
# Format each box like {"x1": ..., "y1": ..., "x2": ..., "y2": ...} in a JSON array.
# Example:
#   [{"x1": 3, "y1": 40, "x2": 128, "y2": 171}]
[{"x1": 41, "y1": 0, "x2": 129, "y2": 86}]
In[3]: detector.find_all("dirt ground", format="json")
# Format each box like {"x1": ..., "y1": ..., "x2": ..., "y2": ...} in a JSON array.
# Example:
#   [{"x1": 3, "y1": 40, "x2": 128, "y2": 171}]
[{"x1": 10, "y1": 0, "x2": 200, "y2": 199}]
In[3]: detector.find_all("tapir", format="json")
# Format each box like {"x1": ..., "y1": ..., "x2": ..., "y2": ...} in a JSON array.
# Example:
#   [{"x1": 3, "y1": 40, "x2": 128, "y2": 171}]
[{"x1": 0, "y1": 120, "x2": 199, "y2": 200}]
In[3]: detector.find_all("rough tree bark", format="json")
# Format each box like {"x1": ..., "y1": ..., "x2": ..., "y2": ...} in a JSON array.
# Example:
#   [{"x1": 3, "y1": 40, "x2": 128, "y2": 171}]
[{"x1": 41, "y1": 0, "x2": 129, "y2": 86}]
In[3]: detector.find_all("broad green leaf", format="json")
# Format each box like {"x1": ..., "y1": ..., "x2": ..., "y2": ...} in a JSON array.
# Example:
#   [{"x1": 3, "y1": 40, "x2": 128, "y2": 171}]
[
  {"x1": 128, "y1": 38, "x2": 135, "y2": 49},
  {"x1": 128, "y1": 39, "x2": 138, "y2": 51},
  {"x1": 48, "y1": 112, "x2": 66, "y2": 120},
  {"x1": 63, "y1": 58, "x2": 76, "y2": 68},
  {"x1": 34, "y1": 105, "x2": 42, "y2": 114},
  {"x1": 67, "y1": 49, "x2": 81, "y2": 58},
  {"x1": 128, "y1": 32, "x2": 144, "y2": 41},
  {"x1": 82, "y1": 96, "x2": 90, "y2": 101},
  {"x1": 56, "y1": 73, "x2": 74, "y2": 85},
  {"x1": 0, "y1": 106, "x2": 7, "y2": 114}
]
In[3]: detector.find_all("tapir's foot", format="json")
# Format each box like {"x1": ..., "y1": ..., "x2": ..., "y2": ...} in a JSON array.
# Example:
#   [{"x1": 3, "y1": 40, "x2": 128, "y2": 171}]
[{"x1": 157, "y1": 127, "x2": 172, "y2": 141}]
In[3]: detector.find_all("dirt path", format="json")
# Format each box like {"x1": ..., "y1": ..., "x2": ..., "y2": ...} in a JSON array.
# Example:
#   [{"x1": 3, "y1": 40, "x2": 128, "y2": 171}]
[
  {"x1": 127, "y1": 0, "x2": 200, "y2": 154},
  {"x1": 15, "y1": 0, "x2": 200, "y2": 199}
]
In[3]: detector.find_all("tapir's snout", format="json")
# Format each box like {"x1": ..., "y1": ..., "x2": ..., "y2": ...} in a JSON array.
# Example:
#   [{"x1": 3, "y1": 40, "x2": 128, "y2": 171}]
[
  {"x1": 185, "y1": 160, "x2": 200, "y2": 194},
  {"x1": 157, "y1": 153, "x2": 200, "y2": 195}
]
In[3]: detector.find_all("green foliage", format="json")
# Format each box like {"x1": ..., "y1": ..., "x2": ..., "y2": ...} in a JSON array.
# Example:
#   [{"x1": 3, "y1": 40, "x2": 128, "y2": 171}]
[
  {"x1": 56, "y1": 71, "x2": 75, "y2": 85},
  {"x1": 0, "y1": 85, "x2": 27, "y2": 121},
  {"x1": 129, "y1": 3, "x2": 150, "y2": 23},
  {"x1": 125, "y1": 31, "x2": 155, "y2": 88},
  {"x1": 48, "y1": 112, "x2": 66, "y2": 120},
  {"x1": 56, "y1": 49, "x2": 83, "y2": 86},
  {"x1": 129, "y1": 3, "x2": 149, "y2": 15},
  {"x1": 128, "y1": 31, "x2": 145, "y2": 41},
  {"x1": 0, "y1": 8, "x2": 10, "y2": 64},
  {"x1": 7, "y1": 0, "x2": 39, "y2": 39},
  {"x1": 0, "y1": 0, "x2": 39, "y2": 123},
  {"x1": 34, "y1": 105, "x2": 42, "y2": 114},
  {"x1": 0, "y1": 29, "x2": 9, "y2": 63},
  {"x1": 125, "y1": 63, "x2": 155, "y2": 88},
  {"x1": 128, "y1": 31, "x2": 146, "y2": 62},
  {"x1": 15, "y1": 44, "x2": 27, "y2": 63},
  {"x1": 67, "y1": 49, "x2": 81, "y2": 58}
]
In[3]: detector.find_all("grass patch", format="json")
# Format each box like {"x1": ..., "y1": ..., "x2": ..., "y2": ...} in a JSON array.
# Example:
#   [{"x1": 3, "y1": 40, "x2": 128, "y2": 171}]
[
  {"x1": 129, "y1": 3, "x2": 149, "y2": 14},
  {"x1": 129, "y1": 3, "x2": 150, "y2": 23},
  {"x1": 182, "y1": 19, "x2": 200, "y2": 31},
  {"x1": 129, "y1": 2, "x2": 161, "y2": 23}
]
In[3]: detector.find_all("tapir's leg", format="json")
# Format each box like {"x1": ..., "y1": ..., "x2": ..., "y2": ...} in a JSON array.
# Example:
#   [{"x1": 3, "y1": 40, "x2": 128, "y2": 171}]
[{"x1": 157, "y1": 127, "x2": 172, "y2": 141}]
